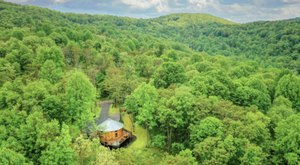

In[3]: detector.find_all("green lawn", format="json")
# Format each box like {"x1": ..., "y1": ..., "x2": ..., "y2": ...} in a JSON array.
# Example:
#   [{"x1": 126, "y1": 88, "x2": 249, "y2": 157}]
[
  {"x1": 122, "y1": 113, "x2": 148, "y2": 149},
  {"x1": 109, "y1": 105, "x2": 119, "y2": 116}
]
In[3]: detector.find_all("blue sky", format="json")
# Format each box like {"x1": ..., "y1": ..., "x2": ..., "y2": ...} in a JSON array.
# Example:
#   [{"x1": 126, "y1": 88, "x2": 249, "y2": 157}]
[{"x1": 4, "y1": 0, "x2": 300, "y2": 22}]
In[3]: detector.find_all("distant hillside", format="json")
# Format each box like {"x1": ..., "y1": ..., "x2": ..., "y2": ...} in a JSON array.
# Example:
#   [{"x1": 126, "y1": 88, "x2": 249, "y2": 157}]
[
  {"x1": 141, "y1": 14, "x2": 300, "y2": 71},
  {"x1": 154, "y1": 17, "x2": 300, "y2": 61},
  {"x1": 0, "y1": 0, "x2": 299, "y2": 72},
  {"x1": 152, "y1": 13, "x2": 235, "y2": 27}
]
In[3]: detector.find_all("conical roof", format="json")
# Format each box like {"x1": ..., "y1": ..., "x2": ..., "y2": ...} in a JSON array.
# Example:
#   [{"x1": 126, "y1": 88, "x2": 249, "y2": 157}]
[{"x1": 98, "y1": 118, "x2": 123, "y2": 132}]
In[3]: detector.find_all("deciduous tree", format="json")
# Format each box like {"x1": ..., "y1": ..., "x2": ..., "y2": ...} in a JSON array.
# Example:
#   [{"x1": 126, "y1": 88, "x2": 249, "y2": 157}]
[{"x1": 64, "y1": 71, "x2": 96, "y2": 128}]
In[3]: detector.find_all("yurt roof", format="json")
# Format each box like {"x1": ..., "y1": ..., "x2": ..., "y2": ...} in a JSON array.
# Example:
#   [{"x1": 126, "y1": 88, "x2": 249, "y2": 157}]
[{"x1": 98, "y1": 118, "x2": 124, "y2": 132}]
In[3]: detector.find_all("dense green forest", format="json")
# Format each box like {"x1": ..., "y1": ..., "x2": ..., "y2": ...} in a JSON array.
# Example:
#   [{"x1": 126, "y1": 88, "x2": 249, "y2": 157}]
[{"x1": 0, "y1": 1, "x2": 300, "y2": 164}]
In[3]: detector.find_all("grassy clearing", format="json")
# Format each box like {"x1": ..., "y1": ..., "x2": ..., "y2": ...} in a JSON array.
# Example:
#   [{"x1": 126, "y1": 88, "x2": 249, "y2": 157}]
[
  {"x1": 109, "y1": 105, "x2": 119, "y2": 116},
  {"x1": 122, "y1": 113, "x2": 148, "y2": 149}
]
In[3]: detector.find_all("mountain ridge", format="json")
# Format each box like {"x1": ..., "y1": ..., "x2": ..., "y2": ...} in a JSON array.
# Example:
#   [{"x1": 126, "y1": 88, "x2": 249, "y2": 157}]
[
  {"x1": 0, "y1": 1, "x2": 299, "y2": 72},
  {"x1": 151, "y1": 13, "x2": 236, "y2": 26}
]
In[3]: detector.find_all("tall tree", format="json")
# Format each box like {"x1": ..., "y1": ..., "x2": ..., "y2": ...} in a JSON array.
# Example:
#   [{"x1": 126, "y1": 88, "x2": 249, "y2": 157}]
[
  {"x1": 0, "y1": 147, "x2": 30, "y2": 165},
  {"x1": 0, "y1": 59, "x2": 17, "y2": 86},
  {"x1": 35, "y1": 46, "x2": 65, "y2": 68},
  {"x1": 162, "y1": 87, "x2": 195, "y2": 148},
  {"x1": 39, "y1": 60, "x2": 62, "y2": 84},
  {"x1": 64, "y1": 71, "x2": 96, "y2": 128},
  {"x1": 160, "y1": 149, "x2": 197, "y2": 165},
  {"x1": 153, "y1": 62, "x2": 186, "y2": 88},
  {"x1": 193, "y1": 136, "x2": 237, "y2": 164},
  {"x1": 73, "y1": 135, "x2": 118, "y2": 165},
  {"x1": 103, "y1": 66, "x2": 140, "y2": 105},
  {"x1": 240, "y1": 144, "x2": 265, "y2": 165},
  {"x1": 125, "y1": 82, "x2": 159, "y2": 143},
  {"x1": 22, "y1": 80, "x2": 52, "y2": 112},
  {"x1": 267, "y1": 96, "x2": 295, "y2": 129},
  {"x1": 275, "y1": 74, "x2": 300, "y2": 111},
  {"x1": 274, "y1": 114, "x2": 300, "y2": 164},
  {"x1": 39, "y1": 124, "x2": 76, "y2": 165},
  {"x1": 156, "y1": 105, "x2": 183, "y2": 151},
  {"x1": 18, "y1": 111, "x2": 60, "y2": 163},
  {"x1": 190, "y1": 117, "x2": 224, "y2": 146}
]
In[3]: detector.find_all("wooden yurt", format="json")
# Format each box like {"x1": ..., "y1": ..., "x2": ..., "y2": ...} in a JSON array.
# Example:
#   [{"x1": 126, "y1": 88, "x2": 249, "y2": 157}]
[{"x1": 98, "y1": 118, "x2": 131, "y2": 148}]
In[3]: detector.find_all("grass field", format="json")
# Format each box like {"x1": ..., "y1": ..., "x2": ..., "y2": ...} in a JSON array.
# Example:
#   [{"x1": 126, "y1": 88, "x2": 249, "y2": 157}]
[
  {"x1": 109, "y1": 105, "x2": 119, "y2": 116},
  {"x1": 122, "y1": 113, "x2": 148, "y2": 149}
]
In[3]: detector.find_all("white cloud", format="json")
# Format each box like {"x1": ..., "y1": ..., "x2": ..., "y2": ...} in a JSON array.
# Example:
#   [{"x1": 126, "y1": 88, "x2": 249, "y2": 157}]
[
  {"x1": 184, "y1": 0, "x2": 300, "y2": 22},
  {"x1": 5, "y1": 0, "x2": 31, "y2": 3},
  {"x1": 121, "y1": 0, "x2": 170, "y2": 12},
  {"x1": 280, "y1": 4, "x2": 300, "y2": 18},
  {"x1": 188, "y1": 0, "x2": 211, "y2": 9},
  {"x1": 121, "y1": 0, "x2": 151, "y2": 9},
  {"x1": 50, "y1": 0, "x2": 70, "y2": 4},
  {"x1": 282, "y1": 0, "x2": 300, "y2": 3},
  {"x1": 187, "y1": 0, "x2": 249, "y2": 17},
  {"x1": 6, "y1": 0, "x2": 70, "y2": 4}
]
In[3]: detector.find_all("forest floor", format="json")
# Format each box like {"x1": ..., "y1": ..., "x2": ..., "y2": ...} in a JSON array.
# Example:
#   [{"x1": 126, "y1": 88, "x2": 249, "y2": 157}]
[{"x1": 122, "y1": 113, "x2": 148, "y2": 149}]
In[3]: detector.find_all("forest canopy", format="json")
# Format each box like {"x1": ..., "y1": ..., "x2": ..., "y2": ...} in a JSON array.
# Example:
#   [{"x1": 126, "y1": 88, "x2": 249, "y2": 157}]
[{"x1": 0, "y1": 1, "x2": 299, "y2": 165}]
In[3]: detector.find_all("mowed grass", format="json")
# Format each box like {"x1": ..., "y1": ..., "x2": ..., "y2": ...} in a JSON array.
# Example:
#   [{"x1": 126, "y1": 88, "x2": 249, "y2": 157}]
[
  {"x1": 122, "y1": 113, "x2": 148, "y2": 149},
  {"x1": 109, "y1": 105, "x2": 119, "y2": 115}
]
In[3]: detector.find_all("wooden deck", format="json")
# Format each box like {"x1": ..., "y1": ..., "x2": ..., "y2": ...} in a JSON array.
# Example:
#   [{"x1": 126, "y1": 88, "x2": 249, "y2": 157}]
[{"x1": 100, "y1": 129, "x2": 132, "y2": 148}]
